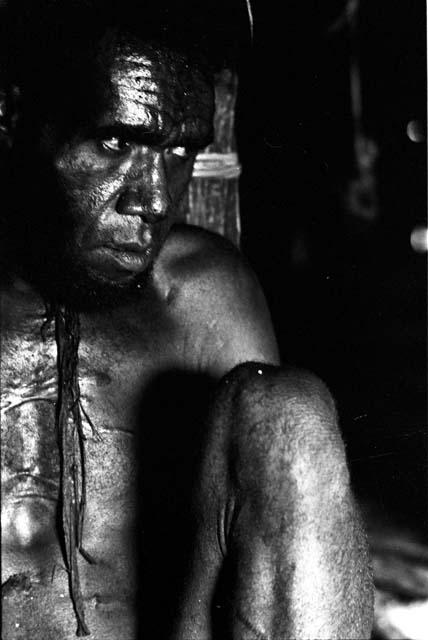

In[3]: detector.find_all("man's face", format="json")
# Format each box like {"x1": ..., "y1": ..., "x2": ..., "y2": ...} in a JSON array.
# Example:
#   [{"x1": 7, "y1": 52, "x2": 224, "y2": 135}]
[{"x1": 11, "y1": 41, "x2": 214, "y2": 303}]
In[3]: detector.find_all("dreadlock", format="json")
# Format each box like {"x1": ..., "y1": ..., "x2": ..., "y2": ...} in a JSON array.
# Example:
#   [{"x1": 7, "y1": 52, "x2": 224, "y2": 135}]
[{"x1": 54, "y1": 305, "x2": 93, "y2": 637}]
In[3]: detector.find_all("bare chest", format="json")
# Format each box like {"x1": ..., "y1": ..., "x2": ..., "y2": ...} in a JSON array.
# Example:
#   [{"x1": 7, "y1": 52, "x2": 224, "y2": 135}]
[{"x1": 1, "y1": 300, "x2": 184, "y2": 586}]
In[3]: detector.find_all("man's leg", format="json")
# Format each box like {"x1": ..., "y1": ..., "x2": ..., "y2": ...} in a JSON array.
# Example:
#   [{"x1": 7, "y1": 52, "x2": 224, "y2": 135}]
[{"x1": 173, "y1": 363, "x2": 374, "y2": 640}]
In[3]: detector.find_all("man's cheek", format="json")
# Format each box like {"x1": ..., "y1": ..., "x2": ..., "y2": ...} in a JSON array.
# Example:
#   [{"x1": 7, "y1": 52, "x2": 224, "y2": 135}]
[
  {"x1": 59, "y1": 176, "x2": 120, "y2": 221},
  {"x1": 53, "y1": 159, "x2": 125, "y2": 213}
]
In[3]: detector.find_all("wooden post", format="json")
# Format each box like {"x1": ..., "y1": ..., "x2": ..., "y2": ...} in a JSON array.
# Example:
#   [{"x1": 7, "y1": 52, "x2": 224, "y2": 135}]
[{"x1": 179, "y1": 69, "x2": 241, "y2": 247}]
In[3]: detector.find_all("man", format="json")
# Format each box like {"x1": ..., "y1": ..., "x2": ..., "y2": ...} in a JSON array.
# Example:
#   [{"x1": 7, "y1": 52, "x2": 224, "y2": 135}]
[{"x1": 1, "y1": 4, "x2": 373, "y2": 639}]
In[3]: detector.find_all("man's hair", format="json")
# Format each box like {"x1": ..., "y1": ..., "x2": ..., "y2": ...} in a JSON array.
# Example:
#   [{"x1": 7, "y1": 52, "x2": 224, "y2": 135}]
[{"x1": 1, "y1": 0, "x2": 251, "y2": 103}]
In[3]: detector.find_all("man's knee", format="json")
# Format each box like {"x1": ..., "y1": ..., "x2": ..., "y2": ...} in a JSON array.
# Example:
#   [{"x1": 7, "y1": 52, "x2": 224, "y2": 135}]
[
  {"x1": 199, "y1": 364, "x2": 373, "y2": 637},
  {"x1": 213, "y1": 362, "x2": 350, "y2": 516}
]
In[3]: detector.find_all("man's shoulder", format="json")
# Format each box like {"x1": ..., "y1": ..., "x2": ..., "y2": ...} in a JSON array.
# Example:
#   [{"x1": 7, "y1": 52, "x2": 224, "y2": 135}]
[
  {"x1": 157, "y1": 225, "x2": 279, "y2": 375},
  {"x1": 160, "y1": 224, "x2": 253, "y2": 295}
]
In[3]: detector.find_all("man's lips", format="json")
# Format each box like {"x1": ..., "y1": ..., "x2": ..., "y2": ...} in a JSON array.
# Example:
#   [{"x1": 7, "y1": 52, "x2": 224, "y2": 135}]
[
  {"x1": 88, "y1": 242, "x2": 153, "y2": 273},
  {"x1": 103, "y1": 241, "x2": 147, "y2": 253}
]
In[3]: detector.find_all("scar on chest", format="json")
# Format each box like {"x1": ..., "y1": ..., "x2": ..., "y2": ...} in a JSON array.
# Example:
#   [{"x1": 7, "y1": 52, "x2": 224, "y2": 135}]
[
  {"x1": 166, "y1": 284, "x2": 178, "y2": 305},
  {"x1": 93, "y1": 370, "x2": 112, "y2": 387}
]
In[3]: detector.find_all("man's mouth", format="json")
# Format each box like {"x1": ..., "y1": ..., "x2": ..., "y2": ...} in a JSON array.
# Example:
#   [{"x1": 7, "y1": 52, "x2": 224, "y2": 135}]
[
  {"x1": 104, "y1": 241, "x2": 147, "y2": 253},
  {"x1": 83, "y1": 235, "x2": 153, "y2": 276},
  {"x1": 88, "y1": 242, "x2": 153, "y2": 275}
]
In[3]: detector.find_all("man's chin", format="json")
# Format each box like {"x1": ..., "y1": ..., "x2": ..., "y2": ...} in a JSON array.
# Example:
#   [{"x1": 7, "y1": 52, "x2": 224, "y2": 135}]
[{"x1": 33, "y1": 261, "x2": 155, "y2": 311}]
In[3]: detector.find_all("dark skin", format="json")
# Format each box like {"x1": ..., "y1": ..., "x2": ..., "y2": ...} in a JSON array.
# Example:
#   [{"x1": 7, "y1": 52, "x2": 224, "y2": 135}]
[{"x1": 1, "y1": 33, "x2": 373, "y2": 640}]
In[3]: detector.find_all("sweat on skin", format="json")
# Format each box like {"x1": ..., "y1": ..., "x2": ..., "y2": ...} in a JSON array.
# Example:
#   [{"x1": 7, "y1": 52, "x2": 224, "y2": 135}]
[{"x1": 1, "y1": 26, "x2": 373, "y2": 640}]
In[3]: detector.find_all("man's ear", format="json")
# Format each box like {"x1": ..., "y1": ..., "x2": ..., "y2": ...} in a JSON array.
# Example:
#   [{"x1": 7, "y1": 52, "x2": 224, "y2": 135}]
[
  {"x1": 0, "y1": 89, "x2": 8, "y2": 140},
  {"x1": 0, "y1": 85, "x2": 21, "y2": 149}
]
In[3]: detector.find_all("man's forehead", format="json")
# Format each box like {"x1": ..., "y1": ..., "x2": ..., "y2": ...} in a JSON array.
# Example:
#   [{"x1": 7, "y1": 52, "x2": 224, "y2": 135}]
[{"x1": 95, "y1": 43, "x2": 214, "y2": 144}]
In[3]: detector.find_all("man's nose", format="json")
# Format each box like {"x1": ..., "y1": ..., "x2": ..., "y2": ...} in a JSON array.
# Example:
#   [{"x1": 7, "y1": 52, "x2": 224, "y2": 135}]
[{"x1": 115, "y1": 152, "x2": 171, "y2": 223}]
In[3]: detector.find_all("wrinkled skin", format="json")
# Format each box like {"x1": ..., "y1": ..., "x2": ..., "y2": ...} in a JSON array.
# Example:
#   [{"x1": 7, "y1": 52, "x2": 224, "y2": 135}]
[
  {"x1": 5, "y1": 37, "x2": 214, "y2": 305},
  {"x1": 1, "y1": 30, "x2": 373, "y2": 640}
]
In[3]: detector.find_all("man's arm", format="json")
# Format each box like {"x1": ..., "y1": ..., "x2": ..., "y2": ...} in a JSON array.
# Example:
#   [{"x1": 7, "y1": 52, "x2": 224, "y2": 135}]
[
  {"x1": 168, "y1": 230, "x2": 374, "y2": 639},
  {"x1": 169, "y1": 227, "x2": 280, "y2": 377}
]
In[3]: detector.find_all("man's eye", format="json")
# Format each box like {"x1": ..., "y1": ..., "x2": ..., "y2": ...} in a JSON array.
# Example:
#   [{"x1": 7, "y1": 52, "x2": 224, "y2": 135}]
[
  {"x1": 100, "y1": 137, "x2": 130, "y2": 153},
  {"x1": 165, "y1": 146, "x2": 190, "y2": 158}
]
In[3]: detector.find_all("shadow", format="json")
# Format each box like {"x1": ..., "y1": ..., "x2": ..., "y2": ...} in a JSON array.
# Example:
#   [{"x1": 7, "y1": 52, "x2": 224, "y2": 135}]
[{"x1": 134, "y1": 368, "x2": 217, "y2": 638}]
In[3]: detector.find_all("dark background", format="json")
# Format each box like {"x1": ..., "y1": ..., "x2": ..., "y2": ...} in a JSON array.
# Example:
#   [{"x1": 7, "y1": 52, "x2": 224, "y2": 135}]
[{"x1": 237, "y1": 1, "x2": 427, "y2": 536}]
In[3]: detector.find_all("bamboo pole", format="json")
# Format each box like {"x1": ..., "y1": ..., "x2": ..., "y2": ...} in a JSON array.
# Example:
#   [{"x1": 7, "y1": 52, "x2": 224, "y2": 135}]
[{"x1": 180, "y1": 69, "x2": 241, "y2": 247}]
